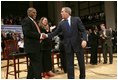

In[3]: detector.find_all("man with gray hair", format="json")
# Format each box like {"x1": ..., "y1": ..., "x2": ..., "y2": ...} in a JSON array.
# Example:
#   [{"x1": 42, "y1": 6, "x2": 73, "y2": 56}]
[
  {"x1": 22, "y1": 7, "x2": 42, "y2": 79},
  {"x1": 42, "y1": 7, "x2": 87, "y2": 79}
]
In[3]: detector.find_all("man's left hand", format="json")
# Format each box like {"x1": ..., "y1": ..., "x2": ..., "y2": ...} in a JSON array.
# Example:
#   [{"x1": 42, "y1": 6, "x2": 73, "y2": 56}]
[{"x1": 81, "y1": 40, "x2": 87, "y2": 48}]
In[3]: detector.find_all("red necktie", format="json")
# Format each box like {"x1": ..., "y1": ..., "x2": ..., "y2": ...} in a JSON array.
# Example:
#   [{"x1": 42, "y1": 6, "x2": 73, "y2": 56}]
[
  {"x1": 33, "y1": 20, "x2": 42, "y2": 43},
  {"x1": 33, "y1": 20, "x2": 41, "y2": 33}
]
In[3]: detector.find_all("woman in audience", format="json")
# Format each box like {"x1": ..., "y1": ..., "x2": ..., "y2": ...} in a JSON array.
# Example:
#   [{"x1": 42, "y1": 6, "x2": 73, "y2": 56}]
[{"x1": 90, "y1": 26, "x2": 99, "y2": 65}]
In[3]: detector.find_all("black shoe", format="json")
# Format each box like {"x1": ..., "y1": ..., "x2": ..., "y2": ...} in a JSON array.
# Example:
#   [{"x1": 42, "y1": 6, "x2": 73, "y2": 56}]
[
  {"x1": 92, "y1": 63, "x2": 97, "y2": 65},
  {"x1": 103, "y1": 62, "x2": 107, "y2": 64},
  {"x1": 109, "y1": 62, "x2": 113, "y2": 64},
  {"x1": 79, "y1": 76, "x2": 85, "y2": 79}
]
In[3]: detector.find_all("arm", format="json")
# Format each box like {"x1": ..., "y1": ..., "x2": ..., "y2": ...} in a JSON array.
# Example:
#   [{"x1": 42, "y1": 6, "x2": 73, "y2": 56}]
[
  {"x1": 48, "y1": 22, "x2": 62, "y2": 39},
  {"x1": 22, "y1": 19, "x2": 40, "y2": 40},
  {"x1": 77, "y1": 17, "x2": 87, "y2": 48},
  {"x1": 106, "y1": 30, "x2": 112, "y2": 39},
  {"x1": 77, "y1": 17, "x2": 87, "y2": 41}
]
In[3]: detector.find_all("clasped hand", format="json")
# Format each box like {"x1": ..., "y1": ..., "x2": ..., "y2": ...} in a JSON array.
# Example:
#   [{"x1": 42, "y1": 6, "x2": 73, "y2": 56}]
[
  {"x1": 81, "y1": 40, "x2": 87, "y2": 48},
  {"x1": 40, "y1": 33, "x2": 47, "y2": 40}
]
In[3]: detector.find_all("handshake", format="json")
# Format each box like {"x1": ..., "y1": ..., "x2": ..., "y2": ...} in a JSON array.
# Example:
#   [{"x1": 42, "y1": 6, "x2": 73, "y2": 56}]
[{"x1": 40, "y1": 33, "x2": 48, "y2": 40}]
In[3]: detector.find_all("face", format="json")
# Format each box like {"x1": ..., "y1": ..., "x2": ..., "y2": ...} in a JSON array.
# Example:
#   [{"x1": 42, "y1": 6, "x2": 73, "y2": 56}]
[
  {"x1": 100, "y1": 24, "x2": 105, "y2": 30},
  {"x1": 109, "y1": 28, "x2": 112, "y2": 31},
  {"x1": 61, "y1": 8, "x2": 69, "y2": 19},
  {"x1": 89, "y1": 29, "x2": 92, "y2": 33},
  {"x1": 29, "y1": 9, "x2": 37, "y2": 19},
  {"x1": 42, "y1": 18, "x2": 48, "y2": 26}
]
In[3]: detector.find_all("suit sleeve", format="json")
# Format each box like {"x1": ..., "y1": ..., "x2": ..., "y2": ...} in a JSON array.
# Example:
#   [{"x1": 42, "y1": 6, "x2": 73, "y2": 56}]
[
  {"x1": 77, "y1": 17, "x2": 87, "y2": 41},
  {"x1": 48, "y1": 22, "x2": 62, "y2": 39},
  {"x1": 106, "y1": 30, "x2": 112, "y2": 39},
  {"x1": 22, "y1": 19, "x2": 40, "y2": 40}
]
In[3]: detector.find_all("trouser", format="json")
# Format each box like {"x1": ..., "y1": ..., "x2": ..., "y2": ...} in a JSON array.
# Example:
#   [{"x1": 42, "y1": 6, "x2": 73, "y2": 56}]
[
  {"x1": 59, "y1": 42, "x2": 67, "y2": 73},
  {"x1": 65, "y1": 45, "x2": 85, "y2": 79},
  {"x1": 27, "y1": 52, "x2": 42, "y2": 79},
  {"x1": 90, "y1": 45, "x2": 98, "y2": 64},
  {"x1": 42, "y1": 50, "x2": 52, "y2": 72},
  {"x1": 102, "y1": 44, "x2": 113, "y2": 63}
]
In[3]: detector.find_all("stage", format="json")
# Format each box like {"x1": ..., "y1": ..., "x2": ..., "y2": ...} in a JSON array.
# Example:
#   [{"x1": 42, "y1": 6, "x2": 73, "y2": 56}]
[{"x1": 1, "y1": 53, "x2": 117, "y2": 79}]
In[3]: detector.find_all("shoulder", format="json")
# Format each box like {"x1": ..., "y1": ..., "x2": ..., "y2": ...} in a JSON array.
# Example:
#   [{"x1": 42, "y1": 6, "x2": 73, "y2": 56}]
[
  {"x1": 22, "y1": 17, "x2": 33, "y2": 25},
  {"x1": 106, "y1": 29, "x2": 110, "y2": 32},
  {"x1": 106, "y1": 29, "x2": 111, "y2": 33},
  {"x1": 99, "y1": 30, "x2": 102, "y2": 33},
  {"x1": 58, "y1": 19, "x2": 65, "y2": 26},
  {"x1": 74, "y1": 16, "x2": 80, "y2": 19},
  {"x1": 72, "y1": 17, "x2": 81, "y2": 20},
  {"x1": 22, "y1": 17, "x2": 31, "y2": 23},
  {"x1": 71, "y1": 17, "x2": 82, "y2": 23}
]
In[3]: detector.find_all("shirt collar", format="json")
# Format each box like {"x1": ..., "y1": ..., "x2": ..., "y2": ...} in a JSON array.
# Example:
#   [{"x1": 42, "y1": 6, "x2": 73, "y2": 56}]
[
  {"x1": 67, "y1": 16, "x2": 71, "y2": 21},
  {"x1": 28, "y1": 16, "x2": 34, "y2": 22}
]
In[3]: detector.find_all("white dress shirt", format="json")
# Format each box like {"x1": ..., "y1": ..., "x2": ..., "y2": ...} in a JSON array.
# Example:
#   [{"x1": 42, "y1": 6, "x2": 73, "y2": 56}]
[{"x1": 67, "y1": 16, "x2": 71, "y2": 26}]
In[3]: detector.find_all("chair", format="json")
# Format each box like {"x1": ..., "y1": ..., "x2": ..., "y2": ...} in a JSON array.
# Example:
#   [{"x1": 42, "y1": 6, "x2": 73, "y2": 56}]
[
  {"x1": 98, "y1": 45, "x2": 102, "y2": 63},
  {"x1": 51, "y1": 49, "x2": 60, "y2": 72},
  {"x1": 4, "y1": 40, "x2": 28, "y2": 79},
  {"x1": 84, "y1": 47, "x2": 91, "y2": 64},
  {"x1": 84, "y1": 46, "x2": 102, "y2": 64}
]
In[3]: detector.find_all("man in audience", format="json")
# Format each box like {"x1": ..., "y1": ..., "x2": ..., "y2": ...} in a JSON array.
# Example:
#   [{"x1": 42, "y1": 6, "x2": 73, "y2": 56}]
[{"x1": 100, "y1": 24, "x2": 113, "y2": 64}]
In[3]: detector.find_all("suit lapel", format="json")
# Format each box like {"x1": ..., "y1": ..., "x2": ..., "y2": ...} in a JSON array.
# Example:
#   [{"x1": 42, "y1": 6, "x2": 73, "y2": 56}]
[{"x1": 70, "y1": 17, "x2": 74, "y2": 32}]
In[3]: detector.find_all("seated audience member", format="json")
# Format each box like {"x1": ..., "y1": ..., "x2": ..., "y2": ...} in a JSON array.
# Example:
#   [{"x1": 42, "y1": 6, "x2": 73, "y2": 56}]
[{"x1": 18, "y1": 38, "x2": 24, "y2": 53}]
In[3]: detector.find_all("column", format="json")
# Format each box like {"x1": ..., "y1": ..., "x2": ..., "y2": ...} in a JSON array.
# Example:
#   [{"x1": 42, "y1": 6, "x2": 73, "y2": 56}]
[
  {"x1": 71, "y1": 2, "x2": 79, "y2": 16},
  {"x1": 29, "y1": 1, "x2": 33, "y2": 7},
  {"x1": 47, "y1": 2, "x2": 55, "y2": 25},
  {"x1": 104, "y1": 1, "x2": 116, "y2": 30},
  {"x1": 54, "y1": 1, "x2": 64, "y2": 25}
]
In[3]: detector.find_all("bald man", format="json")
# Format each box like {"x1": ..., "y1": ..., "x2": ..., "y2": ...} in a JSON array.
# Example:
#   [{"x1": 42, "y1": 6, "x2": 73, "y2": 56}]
[{"x1": 22, "y1": 8, "x2": 42, "y2": 79}]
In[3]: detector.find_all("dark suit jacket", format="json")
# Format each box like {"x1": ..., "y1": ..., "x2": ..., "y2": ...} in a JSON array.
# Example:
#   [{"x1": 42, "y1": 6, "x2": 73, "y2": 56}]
[
  {"x1": 100, "y1": 29, "x2": 113, "y2": 47},
  {"x1": 48, "y1": 17, "x2": 87, "y2": 53},
  {"x1": 22, "y1": 17, "x2": 41, "y2": 53}
]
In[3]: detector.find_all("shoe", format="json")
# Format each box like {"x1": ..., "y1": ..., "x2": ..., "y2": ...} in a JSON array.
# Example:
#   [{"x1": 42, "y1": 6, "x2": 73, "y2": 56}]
[
  {"x1": 103, "y1": 62, "x2": 107, "y2": 64},
  {"x1": 91, "y1": 63, "x2": 97, "y2": 65},
  {"x1": 64, "y1": 70, "x2": 67, "y2": 73},
  {"x1": 47, "y1": 71, "x2": 55, "y2": 77},
  {"x1": 42, "y1": 72, "x2": 50, "y2": 79},
  {"x1": 109, "y1": 62, "x2": 113, "y2": 64}
]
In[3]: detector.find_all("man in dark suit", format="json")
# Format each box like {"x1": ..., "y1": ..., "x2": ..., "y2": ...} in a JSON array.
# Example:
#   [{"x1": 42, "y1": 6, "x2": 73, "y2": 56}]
[
  {"x1": 42, "y1": 7, "x2": 87, "y2": 79},
  {"x1": 58, "y1": 33, "x2": 67, "y2": 73},
  {"x1": 100, "y1": 24, "x2": 113, "y2": 64},
  {"x1": 22, "y1": 8, "x2": 42, "y2": 79}
]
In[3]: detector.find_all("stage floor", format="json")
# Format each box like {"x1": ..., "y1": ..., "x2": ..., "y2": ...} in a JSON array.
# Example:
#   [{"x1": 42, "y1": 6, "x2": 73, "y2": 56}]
[{"x1": 1, "y1": 53, "x2": 117, "y2": 79}]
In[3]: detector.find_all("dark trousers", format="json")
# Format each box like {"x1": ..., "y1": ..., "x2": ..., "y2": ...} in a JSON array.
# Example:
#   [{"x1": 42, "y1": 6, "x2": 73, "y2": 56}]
[
  {"x1": 59, "y1": 42, "x2": 67, "y2": 73},
  {"x1": 102, "y1": 43, "x2": 113, "y2": 63},
  {"x1": 65, "y1": 45, "x2": 85, "y2": 79},
  {"x1": 90, "y1": 45, "x2": 98, "y2": 64},
  {"x1": 27, "y1": 52, "x2": 42, "y2": 79},
  {"x1": 42, "y1": 50, "x2": 52, "y2": 72}
]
